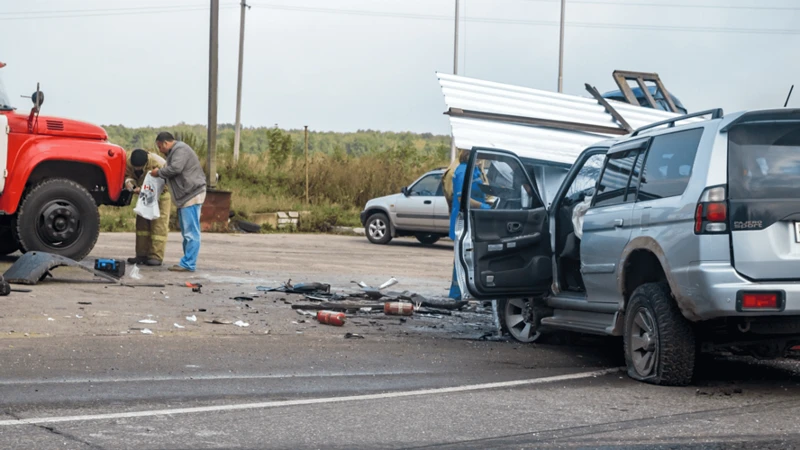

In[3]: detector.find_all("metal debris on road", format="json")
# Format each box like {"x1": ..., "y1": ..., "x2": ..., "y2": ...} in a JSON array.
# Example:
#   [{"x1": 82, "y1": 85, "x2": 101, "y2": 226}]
[
  {"x1": 78, "y1": 302, "x2": 92, "y2": 305},
  {"x1": 233, "y1": 296, "x2": 253, "y2": 302},
  {"x1": 344, "y1": 332, "x2": 364, "y2": 339},
  {"x1": 257, "y1": 280, "x2": 331, "y2": 295},
  {"x1": 317, "y1": 310, "x2": 346, "y2": 326},
  {"x1": 206, "y1": 319, "x2": 233, "y2": 325},
  {"x1": 351, "y1": 277, "x2": 398, "y2": 300},
  {"x1": 295, "y1": 309, "x2": 316, "y2": 317},
  {"x1": 186, "y1": 315, "x2": 198, "y2": 322}
]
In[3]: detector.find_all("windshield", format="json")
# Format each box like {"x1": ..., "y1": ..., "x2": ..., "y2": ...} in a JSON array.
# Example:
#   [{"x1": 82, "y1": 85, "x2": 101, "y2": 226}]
[{"x1": 0, "y1": 75, "x2": 12, "y2": 111}]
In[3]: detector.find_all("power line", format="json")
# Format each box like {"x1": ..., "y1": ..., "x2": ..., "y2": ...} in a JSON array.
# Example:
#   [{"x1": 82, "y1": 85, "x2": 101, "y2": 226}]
[
  {"x1": 0, "y1": 4, "x2": 238, "y2": 21},
  {"x1": 249, "y1": 3, "x2": 800, "y2": 35},
  {"x1": 510, "y1": 0, "x2": 800, "y2": 12}
]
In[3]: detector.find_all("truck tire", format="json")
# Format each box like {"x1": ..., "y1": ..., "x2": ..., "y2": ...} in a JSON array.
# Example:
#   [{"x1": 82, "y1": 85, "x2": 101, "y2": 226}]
[
  {"x1": 624, "y1": 282, "x2": 696, "y2": 386},
  {"x1": 0, "y1": 228, "x2": 20, "y2": 256},
  {"x1": 415, "y1": 234, "x2": 440, "y2": 245},
  {"x1": 15, "y1": 179, "x2": 100, "y2": 261},
  {"x1": 366, "y1": 213, "x2": 392, "y2": 245}
]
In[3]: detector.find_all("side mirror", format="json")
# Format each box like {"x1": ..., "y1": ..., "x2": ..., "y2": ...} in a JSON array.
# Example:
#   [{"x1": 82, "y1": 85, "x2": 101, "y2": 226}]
[{"x1": 401, "y1": 186, "x2": 410, "y2": 197}]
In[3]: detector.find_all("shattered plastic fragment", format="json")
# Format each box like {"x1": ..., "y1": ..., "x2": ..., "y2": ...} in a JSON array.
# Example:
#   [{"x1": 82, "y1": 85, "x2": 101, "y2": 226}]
[
  {"x1": 233, "y1": 320, "x2": 249, "y2": 327},
  {"x1": 378, "y1": 277, "x2": 399, "y2": 290},
  {"x1": 344, "y1": 333, "x2": 364, "y2": 339},
  {"x1": 138, "y1": 319, "x2": 157, "y2": 324},
  {"x1": 75, "y1": 315, "x2": 83, "y2": 319},
  {"x1": 141, "y1": 328, "x2": 153, "y2": 334},
  {"x1": 174, "y1": 323, "x2": 185, "y2": 329},
  {"x1": 47, "y1": 318, "x2": 54, "y2": 321},
  {"x1": 129, "y1": 264, "x2": 142, "y2": 280},
  {"x1": 186, "y1": 315, "x2": 197, "y2": 322}
]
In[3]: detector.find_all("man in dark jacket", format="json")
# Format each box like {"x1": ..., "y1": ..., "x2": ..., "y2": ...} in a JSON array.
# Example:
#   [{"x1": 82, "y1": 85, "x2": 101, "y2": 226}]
[{"x1": 150, "y1": 132, "x2": 207, "y2": 272}]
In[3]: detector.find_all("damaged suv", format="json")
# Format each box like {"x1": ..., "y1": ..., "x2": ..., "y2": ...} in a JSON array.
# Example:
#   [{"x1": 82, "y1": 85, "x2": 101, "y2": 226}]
[{"x1": 455, "y1": 108, "x2": 800, "y2": 385}]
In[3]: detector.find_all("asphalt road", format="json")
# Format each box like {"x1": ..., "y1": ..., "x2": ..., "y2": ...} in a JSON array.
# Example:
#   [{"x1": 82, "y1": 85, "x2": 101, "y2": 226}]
[{"x1": 2, "y1": 233, "x2": 800, "y2": 449}]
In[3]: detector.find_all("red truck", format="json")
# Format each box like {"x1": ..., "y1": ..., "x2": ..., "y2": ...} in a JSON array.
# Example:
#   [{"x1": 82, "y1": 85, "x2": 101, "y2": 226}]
[{"x1": 0, "y1": 63, "x2": 129, "y2": 261}]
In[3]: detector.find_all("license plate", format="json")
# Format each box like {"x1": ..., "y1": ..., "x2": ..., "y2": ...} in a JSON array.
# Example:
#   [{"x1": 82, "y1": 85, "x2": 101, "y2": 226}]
[{"x1": 795, "y1": 222, "x2": 800, "y2": 243}]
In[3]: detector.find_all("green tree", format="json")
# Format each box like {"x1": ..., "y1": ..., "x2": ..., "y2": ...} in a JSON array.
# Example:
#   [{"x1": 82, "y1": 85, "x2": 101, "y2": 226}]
[{"x1": 266, "y1": 127, "x2": 293, "y2": 167}]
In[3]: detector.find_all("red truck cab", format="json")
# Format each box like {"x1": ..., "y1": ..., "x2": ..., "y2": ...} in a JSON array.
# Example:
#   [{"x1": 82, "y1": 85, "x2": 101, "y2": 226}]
[{"x1": 0, "y1": 66, "x2": 129, "y2": 260}]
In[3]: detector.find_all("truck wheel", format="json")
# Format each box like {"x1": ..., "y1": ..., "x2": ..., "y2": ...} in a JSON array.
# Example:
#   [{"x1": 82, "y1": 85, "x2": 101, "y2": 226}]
[
  {"x1": 624, "y1": 282, "x2": 696, "y2": 386},
  {"x1": 497, "y1": 298, "x2": 541, "y2": 343},
  {"x1": 415, "y1": 234, "x2": 440, "y2": 245},
  {"x1": 15, "y1": 179, "x2": 100, "y2": 261},
  {"x1": 366, "y1": 213, "x2": 392, "y2": 245},
  {"x1": 0, "y1": 228, "x2": 20, "y2": 256}
]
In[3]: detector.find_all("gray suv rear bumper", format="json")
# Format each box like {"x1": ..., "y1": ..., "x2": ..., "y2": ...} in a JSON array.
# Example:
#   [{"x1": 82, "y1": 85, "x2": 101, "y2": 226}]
[{"x1": 681, "y1": 262, "x2": 800, "y2": 320}]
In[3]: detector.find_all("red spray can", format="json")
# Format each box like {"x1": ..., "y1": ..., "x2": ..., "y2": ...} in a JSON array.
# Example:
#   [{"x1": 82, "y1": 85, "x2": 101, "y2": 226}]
[
  {"x1": 317, "y1": 310, "x2": 346, "y2": 326},
  {"x1": 384, "y1": 302, "x2": 414, "y2": 316}
]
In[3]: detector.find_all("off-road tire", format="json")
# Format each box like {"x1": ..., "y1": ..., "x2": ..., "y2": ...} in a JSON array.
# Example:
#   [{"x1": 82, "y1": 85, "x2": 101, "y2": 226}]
[
  {"x1": 366, "y1": 213, "x2": 392, "y2": 245},
  {"x1": 624, "y1": 282, "x2": 696, "y2": 386},
  {"x1": 0, "y1": 228, "x2": 20, "y2": 256},
  {"x1": 415, "y1": 234, "x2": 440, "y2": 245},
  {"x1": 14, "y1": 179, "x2": 100, "y2": 261}
]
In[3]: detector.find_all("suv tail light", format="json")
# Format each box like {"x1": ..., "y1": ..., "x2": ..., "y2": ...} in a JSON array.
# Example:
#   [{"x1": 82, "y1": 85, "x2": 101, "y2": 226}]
[
  {"x1": 737, "y1": 291, "x2": 784, "y2": 312},
  {"x1": 695, "y1": 186, "x2": 728, "y2": 234}
]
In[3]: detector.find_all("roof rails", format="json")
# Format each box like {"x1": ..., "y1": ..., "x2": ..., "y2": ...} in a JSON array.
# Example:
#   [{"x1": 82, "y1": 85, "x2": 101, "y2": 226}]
[{"x1": 631, "y1": 108, "x2": 724, "y2": 137}]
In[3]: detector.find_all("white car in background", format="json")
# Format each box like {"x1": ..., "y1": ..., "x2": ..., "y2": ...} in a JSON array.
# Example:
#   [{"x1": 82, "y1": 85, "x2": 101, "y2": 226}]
[{"x1": 360, "y1": 169, "x2": 450, "y2": 245}]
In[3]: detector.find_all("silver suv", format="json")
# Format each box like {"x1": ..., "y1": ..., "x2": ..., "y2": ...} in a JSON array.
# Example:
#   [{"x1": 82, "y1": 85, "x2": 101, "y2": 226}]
[
  {"x1": 360, "y1": 169, "x2": 450, "y2": 245},
  {"x1": 455, "y1": 108, "x2": 800, "y2": 386}
]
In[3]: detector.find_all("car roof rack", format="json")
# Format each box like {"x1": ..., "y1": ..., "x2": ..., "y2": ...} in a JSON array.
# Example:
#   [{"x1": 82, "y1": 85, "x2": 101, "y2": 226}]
[{"x1": 631, "y1": 108, "x2": 724, "y2": 137}]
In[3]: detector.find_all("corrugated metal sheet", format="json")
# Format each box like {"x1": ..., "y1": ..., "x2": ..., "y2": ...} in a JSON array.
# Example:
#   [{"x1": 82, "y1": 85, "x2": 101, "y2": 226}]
[{"x1": 437, "y1": 73, "x2": 698, "y2": 165}]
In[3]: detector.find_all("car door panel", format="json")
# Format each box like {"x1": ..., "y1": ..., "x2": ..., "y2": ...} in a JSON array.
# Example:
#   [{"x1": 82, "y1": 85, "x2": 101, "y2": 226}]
[
  {"x1": 470, "y1": 208, "x2": 551, "y2": 294},
  {"x1": 456, "y1": 148, "x2": 552, "y2": 300}
]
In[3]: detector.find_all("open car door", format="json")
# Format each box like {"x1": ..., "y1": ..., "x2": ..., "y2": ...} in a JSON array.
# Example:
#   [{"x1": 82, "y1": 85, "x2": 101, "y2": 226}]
[{"x1": 455, "y1": 148, "x2": 552, "y2": 300}]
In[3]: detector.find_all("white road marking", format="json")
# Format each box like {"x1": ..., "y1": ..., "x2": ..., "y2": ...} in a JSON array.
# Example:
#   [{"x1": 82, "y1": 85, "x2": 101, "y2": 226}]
[
  {"x1": 0, "y1": 368, "x2": 620, "y2": 427},
  {"x1": 0, "y1": 370, "x2": 431, "y2": 386}
]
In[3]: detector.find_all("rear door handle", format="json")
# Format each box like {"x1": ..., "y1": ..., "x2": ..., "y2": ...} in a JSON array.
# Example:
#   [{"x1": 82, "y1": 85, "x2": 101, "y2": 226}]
[
  {"x1": 614, "y1": 219, "x2": 624, "y2": 228},
  {"x1": 424, "y1": 200, "x2": 432, "y2": 205},
  {"x1": 507, "y1": 222, "x2": 522, "y2": 233}
]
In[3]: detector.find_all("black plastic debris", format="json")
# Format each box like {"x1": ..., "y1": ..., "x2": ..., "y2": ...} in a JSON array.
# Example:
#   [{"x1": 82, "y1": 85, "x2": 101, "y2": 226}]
[
  {"x1": 344, "y1": 333, "x2": 364, "y2": 339},
  {"x1": 4, "y1": 252, "x2": 119, "y2": 285},
  {"x1": 257, "y1": 280, "x2": 331, "y2": 295},
  {"x1": 232, "y1": 296, "x2": 253, "y2": 302}
]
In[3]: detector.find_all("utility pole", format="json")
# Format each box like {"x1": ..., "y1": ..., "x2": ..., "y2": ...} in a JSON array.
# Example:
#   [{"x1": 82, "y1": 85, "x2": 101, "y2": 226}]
[
  {"x1": 207, "y1": 0, "x2": 219, "y2": 187},
  {"x1": 233, "y1": 0, "x2": 250, "y2": 163},
  {"x1": 557, "y1": 0, "x2": 566, "y2": 93},
  {"x1": 304, "y1": 125, "x2": 309, "y2": 205},
  {"x1": 450, "y1": 0, "x2": 460, "y2": 163}
]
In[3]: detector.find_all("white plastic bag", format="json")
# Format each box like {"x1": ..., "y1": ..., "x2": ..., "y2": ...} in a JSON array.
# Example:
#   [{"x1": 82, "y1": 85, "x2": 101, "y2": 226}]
[{"x1": 133, "y1": 173, "x2": 165, "y2": 220}]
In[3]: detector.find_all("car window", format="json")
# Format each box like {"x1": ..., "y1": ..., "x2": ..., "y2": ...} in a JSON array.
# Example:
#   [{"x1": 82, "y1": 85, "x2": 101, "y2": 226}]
[
  {"x1": 636, "y1": 128, "x2": 703, "y2": 201},
  {"x1": 470, "y1": 153, "x2": 542, "y2": 210},
  {"x1": 410, "y1": 174, "x2": 442, "y2": 196},
  {"x1": 594, "y1": 150, "x2": 639, "y2": 208},
  {"x1": 566, "y1": 154, "x2": 605, "y2": 198}
]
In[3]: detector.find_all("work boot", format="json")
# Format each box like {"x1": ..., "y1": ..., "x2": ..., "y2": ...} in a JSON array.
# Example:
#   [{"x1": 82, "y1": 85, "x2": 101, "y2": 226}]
[
  {"x1": 127, "y1": 257, "x2": 145, "y2": 264},
  {"x1": 144, "y1": 259, "x2": 162, "y2": 267},
  {"x1": 168, "y1": 265, "x2": 192, "y2": 272}
]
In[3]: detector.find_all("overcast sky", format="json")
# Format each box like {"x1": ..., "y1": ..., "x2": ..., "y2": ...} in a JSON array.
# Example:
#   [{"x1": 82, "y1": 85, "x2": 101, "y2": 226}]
[{"x1": 1, "y1": 0, "x2": 798, "y2": 134}]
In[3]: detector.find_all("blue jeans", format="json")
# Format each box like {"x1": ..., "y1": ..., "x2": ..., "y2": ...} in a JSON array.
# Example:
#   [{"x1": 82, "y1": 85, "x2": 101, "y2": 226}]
[{"x1": 178, "y1": 204, "x2": 202, "y2": 271}]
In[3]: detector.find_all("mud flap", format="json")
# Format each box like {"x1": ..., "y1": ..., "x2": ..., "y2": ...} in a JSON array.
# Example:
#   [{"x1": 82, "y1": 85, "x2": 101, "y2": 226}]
[{"x1": 3, "y1": 251, "x2": 119, "y2": 285}]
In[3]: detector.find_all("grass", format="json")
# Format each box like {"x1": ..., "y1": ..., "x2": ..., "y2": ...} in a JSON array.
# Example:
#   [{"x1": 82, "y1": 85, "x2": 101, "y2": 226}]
[{"x1": 100, "y1": 131, "x2": 447, "y2": 233}]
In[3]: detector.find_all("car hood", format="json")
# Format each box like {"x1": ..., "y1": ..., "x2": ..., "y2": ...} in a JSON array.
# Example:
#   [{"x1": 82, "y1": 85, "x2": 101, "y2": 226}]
[{"x1": 365, "y1": 193, "x2": 402, "y2": 209}]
